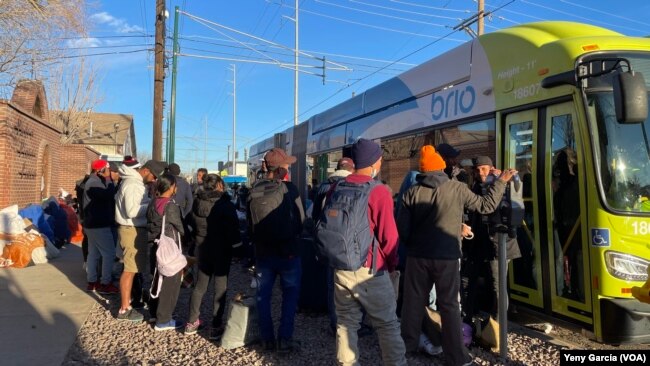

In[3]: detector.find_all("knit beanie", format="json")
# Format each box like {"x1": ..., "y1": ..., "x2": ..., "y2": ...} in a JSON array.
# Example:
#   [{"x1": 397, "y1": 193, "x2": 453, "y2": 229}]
[
  {"x1": 419, "y1": 145, "x2": 447, "y2": 172},
  {"x1": 351, "y1": 138, "x2": 382, "y2": 169}
]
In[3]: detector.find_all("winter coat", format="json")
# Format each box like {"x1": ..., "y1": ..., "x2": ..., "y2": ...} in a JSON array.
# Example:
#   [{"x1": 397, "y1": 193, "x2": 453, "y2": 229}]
[
  {"x1": 191, "y1": 190, "x2": 241, "y2": 275},
  {"x1": 396, "y1": 170, "x2": 506, "y2": 260},
  {"x1": 466, "y1": 181, "x2": 521, "y2": 261},
  {"x1": 82, "y1": 173, "x2": 116, "y2": 228},
  {"x1": 174, "y1": 176, "x2": 194, "y2": 218},
  {"x1": 191, "y1": 190, "x2": 222, "y2": 239},
  {"x1": 146, "y1": 197, "x2": 185, "y2": 248},
  {"x1": 115, "y1": 165, "x2": 150, "y2": 227}
]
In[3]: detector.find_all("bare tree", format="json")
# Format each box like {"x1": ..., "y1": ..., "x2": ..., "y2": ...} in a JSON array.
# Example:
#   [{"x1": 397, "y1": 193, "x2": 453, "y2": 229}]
[
  {"x1": 0, "y1": 0, "x2": 86, "y2": 96},
  {"x1": 138, "y1": 151, "x2": 152, "y2": 163},
  {"x1": 48, "y1": 58, "x2": 104, "y2": 143}
]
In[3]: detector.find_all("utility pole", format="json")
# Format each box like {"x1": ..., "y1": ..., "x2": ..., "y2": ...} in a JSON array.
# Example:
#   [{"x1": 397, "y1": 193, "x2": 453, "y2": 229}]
[
  {"x1": 227, "y1": 145, "x2": 230, "y2": 174},
  {"x1": 169, "y1": 6, "x2": 180, "y2": 164},
  {"x1": 230, "y1": 64, "x2": 237, "y2": 176},
  {"x1": 152, "y1": 0, "x2": 166, "y2": 160},
  {"x1": 294, "y1": 0, "x2": 299, "y2": 126},
  {"x1": 478, "y1": 0, "x2": 485, "y2": 36},
  {"x1": 204, "y1": 116, "x2": 207, "y2": 168}
]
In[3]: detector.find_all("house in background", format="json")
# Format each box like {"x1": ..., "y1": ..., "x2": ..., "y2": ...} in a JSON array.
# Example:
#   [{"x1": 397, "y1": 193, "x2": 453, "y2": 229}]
[{"x1": 68, "y1": 112, "x2": 137, "y2": 159}]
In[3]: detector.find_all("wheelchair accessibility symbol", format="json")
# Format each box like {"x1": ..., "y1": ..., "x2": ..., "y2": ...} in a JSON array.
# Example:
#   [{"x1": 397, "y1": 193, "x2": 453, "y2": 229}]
[{"x1": 591, "y1": 228, "x2": 610, "y2": 247}]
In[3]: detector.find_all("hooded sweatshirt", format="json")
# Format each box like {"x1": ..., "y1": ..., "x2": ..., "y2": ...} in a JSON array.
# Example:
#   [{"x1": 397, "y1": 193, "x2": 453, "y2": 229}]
[
  {"x1": 115, "y1": 164, "x2": 150, "y2": 227},
  {"x1": 396, "y1": 170, "x2": 506, "y2": 260}
]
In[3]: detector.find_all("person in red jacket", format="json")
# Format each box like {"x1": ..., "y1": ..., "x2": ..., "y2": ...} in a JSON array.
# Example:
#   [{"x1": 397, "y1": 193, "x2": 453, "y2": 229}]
[{"x1": 333, "y1": 138, "x2": 406, "y2": 366}]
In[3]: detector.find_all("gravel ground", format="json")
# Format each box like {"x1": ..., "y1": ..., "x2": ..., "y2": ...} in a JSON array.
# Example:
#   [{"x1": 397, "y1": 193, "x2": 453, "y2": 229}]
[{"x1": 62, "y1": 260, "x2": 646, "y2": 366}]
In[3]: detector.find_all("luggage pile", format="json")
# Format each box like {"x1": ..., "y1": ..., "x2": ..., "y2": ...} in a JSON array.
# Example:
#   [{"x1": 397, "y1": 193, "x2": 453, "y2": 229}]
[{"x1": 0, "y1": 199, "x2": 69, "y2": 269}]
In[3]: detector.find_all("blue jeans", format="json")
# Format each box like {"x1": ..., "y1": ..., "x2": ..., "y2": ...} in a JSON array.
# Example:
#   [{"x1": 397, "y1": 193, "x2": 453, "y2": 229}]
[
  {"x1": 85, "y1": 227, "x2": 116, "y2": 285},
  {"x1": 256, "y1": 256, "x2": 302, "y2": 342}
]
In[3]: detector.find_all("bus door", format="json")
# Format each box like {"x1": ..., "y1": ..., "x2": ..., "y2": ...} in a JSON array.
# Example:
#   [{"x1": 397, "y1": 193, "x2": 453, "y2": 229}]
[
  {"x1": 504, "y1": 109, "x2": 544, "y2": 309},
  {"x1": 544, "y1": 102, "x2": 592, "y2": 324}
]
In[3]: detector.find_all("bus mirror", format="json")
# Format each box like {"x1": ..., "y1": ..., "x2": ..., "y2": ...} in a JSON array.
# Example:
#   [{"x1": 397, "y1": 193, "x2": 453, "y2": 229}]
[{"x1": 613, "y1": 71, "x2": 648, "y2": 124}]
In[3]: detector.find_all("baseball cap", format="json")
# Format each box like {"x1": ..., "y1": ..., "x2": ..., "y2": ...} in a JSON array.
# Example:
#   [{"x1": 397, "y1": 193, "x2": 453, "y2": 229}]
[
  {"x1": 264, "y1": 148, "x2": 297, "y2": 169},
  {"x1": 122, "y1": 156, "x2": 141, "y2": 169},
  {"x1": 474, "y1": 156, "x2": 493, "y2": 167},
  {"x1": 336, "y1": 157, "x2": 355, "y2": 171},
  {"x1": 436, "y1": 143, "x2": 461, "y2": 158},
  {"x1": 141, "y1": 160, "x2": 168, "y2": 178},
  {"x1": 91, "y1": 159, "x2": 109, "y2": 171}
]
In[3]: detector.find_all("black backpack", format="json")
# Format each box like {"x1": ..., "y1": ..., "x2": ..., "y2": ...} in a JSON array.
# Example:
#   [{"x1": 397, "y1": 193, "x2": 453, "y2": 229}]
[
  {"x1": 314, "y1": 179, "x2": 378, "y2": 271},
  {"x1": 247, "y1": 179, "x2": 295, "y2": 247},
  {"x1": 74, "y1": 175, "x2": 90, "y2": 220}
]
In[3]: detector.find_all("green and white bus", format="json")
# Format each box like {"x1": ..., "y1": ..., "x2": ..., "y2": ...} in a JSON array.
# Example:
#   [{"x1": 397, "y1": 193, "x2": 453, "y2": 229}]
[{"x1": 249, "y1": 21, "x2": 650, "y2": 343}]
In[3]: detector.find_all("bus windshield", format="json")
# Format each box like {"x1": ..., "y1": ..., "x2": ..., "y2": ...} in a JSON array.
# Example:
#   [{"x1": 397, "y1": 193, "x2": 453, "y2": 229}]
[{"x1": 587, "y1": 55, "x2": 650, "y2": 212}]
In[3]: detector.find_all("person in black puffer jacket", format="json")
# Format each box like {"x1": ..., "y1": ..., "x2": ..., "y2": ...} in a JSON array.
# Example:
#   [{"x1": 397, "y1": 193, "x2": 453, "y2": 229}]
[{"x1": 185, "y1": 174, "x2": 242, "y2": 338}]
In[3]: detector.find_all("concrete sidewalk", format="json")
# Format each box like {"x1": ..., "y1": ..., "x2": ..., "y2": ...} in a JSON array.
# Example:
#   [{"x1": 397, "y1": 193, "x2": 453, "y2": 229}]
[{"x1": 0, "y1": 244, "x2": 95, "y2": 366}]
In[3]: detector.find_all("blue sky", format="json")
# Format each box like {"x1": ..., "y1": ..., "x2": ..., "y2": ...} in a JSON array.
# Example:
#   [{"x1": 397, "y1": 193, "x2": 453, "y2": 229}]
[{"x1": 85, "y1": 0, "x2": 650, "y2": 173}]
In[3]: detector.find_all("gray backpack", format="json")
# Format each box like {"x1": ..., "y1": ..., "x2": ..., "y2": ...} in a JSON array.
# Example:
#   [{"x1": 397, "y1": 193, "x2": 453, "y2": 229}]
[{"x1": 314, "y1": 179, "x2": 378, "y2": 271}]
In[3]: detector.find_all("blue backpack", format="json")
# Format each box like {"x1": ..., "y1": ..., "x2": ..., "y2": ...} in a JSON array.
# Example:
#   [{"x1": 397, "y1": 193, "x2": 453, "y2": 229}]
[{"x1": 314, "y1": 179, "x2": 378, "y2": 271}]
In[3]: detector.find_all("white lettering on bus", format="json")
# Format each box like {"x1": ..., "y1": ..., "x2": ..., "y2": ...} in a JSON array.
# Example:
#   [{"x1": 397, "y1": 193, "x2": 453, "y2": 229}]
[
  {"x1": 498, "y1": 66, "x2": 521, "y2": 80},
  {"x1": 431, "y1": 85, "x2": 476, "y2": 121},
  {"x1": 631, "y1": 221, "x2": 650, "y2": 235},
  {"x1": 513, "y1": 83, "x2": 541, "y2": 100}
]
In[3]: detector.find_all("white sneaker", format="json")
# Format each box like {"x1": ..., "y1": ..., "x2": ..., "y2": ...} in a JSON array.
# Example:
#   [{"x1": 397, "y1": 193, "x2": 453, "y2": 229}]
[{"x1": 419, "y1": 333, "x2": 442, "y2": 356}]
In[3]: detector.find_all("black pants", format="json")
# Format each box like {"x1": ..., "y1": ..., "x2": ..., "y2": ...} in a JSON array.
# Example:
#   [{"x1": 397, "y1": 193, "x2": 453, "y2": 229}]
[
  {"x1": 147, "y1": 246, "x2": 182, "y2": 324},
  {"x1": 82, "y1": 230, "x2": 88, "y2": 262},
  {"x1": 188, "y1": 270, "x2": 228, "y2": 327},
  {"x1": 401, "y1": 256, "x2": 470, "y2": 366},
  {"x1": 148, "y1": 271, "x2": 182, "y2": 324}
]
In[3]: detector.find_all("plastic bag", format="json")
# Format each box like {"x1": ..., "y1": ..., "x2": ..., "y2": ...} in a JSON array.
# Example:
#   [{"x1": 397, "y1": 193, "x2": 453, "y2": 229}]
[
  {"x1": 2, "y1": 233, "x2": 44, "y2": 268},
  {"x1": 220, "y1": 294, "x2": 260, "y2": 349}
]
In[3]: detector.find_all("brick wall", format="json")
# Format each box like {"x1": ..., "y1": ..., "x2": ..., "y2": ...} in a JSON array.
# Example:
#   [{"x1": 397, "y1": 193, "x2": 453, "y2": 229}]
[
  {"x1": 0, "y1": 81, "x2": 99, "y2": 209},
  {"x1": 59, "y1": 144, "x2": 99, "y2": 197}
]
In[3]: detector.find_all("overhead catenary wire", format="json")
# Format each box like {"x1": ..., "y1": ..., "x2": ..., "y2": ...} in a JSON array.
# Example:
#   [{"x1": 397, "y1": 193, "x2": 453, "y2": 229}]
[
  {"x1": 294, "y1": 6, "x2": 466, "y2": 42},
  {"x1": 314, "y1": 0, "x2": 450, "y2": 28},
  {"x1": 178, "y1": 9, "x2": 350, "y2": 70},
  {"x1": 177, "y1": 34, "x2": 417, "y2": 67},
  {"x1": 388, "y1": 0, "x2": 471, "y2": 13},
  {"x1": 519, "y1": 0, "x2": 650, "y2": 34},
  {"x1": 558, "y1": 0, "x2": 650, "y2": 28},
  {"x1": 245, "y1": 0, "x2": 515, "y2": 147}
]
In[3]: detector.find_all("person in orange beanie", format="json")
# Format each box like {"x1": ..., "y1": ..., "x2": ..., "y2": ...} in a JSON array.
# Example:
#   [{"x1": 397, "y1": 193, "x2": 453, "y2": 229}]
[{"x1": 397, "y1": 145, "x2": 517, "y2": 365}]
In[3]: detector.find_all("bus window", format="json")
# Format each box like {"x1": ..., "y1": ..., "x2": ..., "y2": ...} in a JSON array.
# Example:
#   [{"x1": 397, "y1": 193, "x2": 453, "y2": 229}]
[
  {"x1": 589, "y1": 92, "x2": 650, "y2": 212},
  {"x1": 508, "y1": 120, "x2": 538, "y2": 291},
  {"x1": 550, "y1": 115, "x2": 585, "y2": 302}
]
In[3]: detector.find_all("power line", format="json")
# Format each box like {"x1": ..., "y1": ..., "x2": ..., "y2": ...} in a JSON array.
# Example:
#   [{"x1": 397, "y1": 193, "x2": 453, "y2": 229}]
[
  {"x1": 297, "y1": 6, "x2": 466, "y2": 41},
  {"x1": 558, "y1": 0, "x2": 650, "y2": 28},
  {"x1": 32, "y1": 48, "x2": 152, "y2": 62},
  {"x1": 347, "y1": 0, "x2": 462, "y2": 21},
  {"x1": 518, "y1": 0, "x2": 650, "y2": 34},
  {"x1": 388, "y1": 0, "x2": 471, "y2": 13},
  {"x1": 245, "y1": 0, "x2": 515, "y2": 147},
  {"x1": 313, "y1": 0, "x2": 450, "y2": 28}
]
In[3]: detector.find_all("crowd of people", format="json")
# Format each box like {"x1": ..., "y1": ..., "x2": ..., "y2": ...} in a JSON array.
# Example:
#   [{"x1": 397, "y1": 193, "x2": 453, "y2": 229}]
[{"x1": 74, "y1": 138, "x2": 519, "y2": 366}]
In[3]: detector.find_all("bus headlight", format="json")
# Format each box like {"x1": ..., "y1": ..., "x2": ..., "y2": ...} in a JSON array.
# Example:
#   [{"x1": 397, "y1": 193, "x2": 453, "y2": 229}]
[{"x1": 604, "y1": 251, "x2": 649, "y2": 282}]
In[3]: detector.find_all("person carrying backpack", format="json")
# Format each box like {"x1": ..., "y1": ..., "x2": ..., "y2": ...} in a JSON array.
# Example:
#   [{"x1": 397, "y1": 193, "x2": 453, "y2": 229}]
[
  {"x1": 146, "y1": 172, "x2": 185, "y2": 331},
  {"x1": 316, "y1": 138, "x2": 406, "y2": 366},
  {"x1": 247, "y1": 147, "x2": 305, "y2": 353}
]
